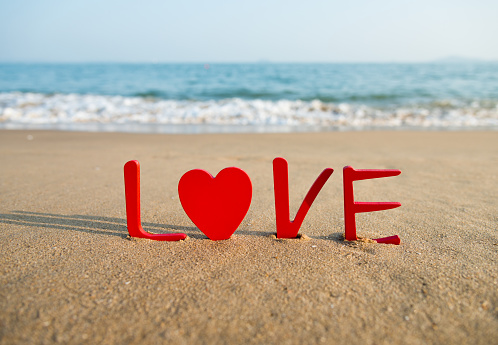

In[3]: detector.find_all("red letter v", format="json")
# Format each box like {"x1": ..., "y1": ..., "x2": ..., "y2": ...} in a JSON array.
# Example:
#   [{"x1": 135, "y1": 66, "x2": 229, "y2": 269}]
[
  {"x1": 124, "y1": 160, "x2": 187, "y2": 241},
  {"x1": 273, "y1": 157, "x2": 333, "y2": 238}
]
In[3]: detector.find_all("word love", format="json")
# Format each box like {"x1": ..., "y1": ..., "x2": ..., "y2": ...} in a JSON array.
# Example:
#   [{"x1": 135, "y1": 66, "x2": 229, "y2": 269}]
[{"x1": 124, "y1": 158, "x2": 401, "y2": 245}]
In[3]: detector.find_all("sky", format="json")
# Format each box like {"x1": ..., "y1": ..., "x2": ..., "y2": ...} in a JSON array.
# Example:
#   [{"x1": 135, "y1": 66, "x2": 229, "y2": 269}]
[{"x1": 0, "y1": 0, "x2": 497, "y2": 63}]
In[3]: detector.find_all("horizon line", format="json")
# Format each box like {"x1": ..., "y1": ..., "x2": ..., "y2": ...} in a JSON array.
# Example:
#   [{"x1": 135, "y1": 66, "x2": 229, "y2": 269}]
[{"x1": 0, "y1": 56, "x2": 496, "y2": 65}]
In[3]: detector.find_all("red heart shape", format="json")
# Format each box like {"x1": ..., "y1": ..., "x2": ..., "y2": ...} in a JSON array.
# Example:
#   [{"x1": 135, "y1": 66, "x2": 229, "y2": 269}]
[{"x1": 178, "y1": 167, "x2": 252, "y2": 240}]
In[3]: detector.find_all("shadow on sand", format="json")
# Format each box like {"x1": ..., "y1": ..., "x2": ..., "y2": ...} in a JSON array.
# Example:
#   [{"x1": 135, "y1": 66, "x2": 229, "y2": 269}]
[{"x1": 0, "y1": 211, "x2": 275, "y2": 240}]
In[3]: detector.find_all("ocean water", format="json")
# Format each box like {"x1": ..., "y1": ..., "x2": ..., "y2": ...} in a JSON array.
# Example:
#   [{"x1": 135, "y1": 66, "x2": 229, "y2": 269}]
[{"x1": 0, "y1": 63, "x2": 497, "y2": 133}]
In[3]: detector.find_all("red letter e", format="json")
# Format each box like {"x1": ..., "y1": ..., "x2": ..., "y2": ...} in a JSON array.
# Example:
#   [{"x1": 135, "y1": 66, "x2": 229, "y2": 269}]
[{"x1": 343, "y1": 166, "x2": 401, "y2": 245}]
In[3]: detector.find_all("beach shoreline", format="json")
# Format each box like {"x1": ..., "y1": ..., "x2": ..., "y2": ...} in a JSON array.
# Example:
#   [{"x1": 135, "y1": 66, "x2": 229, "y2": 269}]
[
  {"x1": 1, "y1": 122, "x2": 497, "y2": 134},
  {"x1": 1, "y1": 130, "x2": 497, "y2": 344}
]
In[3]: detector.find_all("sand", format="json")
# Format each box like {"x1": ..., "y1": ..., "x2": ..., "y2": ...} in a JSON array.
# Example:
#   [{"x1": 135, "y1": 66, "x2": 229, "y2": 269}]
[{"x1": 0, "y1": 130, "x2": 497, "y2": 345}]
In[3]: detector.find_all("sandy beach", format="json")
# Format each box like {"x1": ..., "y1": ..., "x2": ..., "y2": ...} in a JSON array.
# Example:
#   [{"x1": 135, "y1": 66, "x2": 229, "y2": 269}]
[{"x1": 0, "y1": 129, "x2": 497, "y2": 345}]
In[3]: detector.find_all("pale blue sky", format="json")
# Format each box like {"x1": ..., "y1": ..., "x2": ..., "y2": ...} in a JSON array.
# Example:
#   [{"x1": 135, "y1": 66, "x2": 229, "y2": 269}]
[{"x1": 0, "y1": 0, "x2": 497, "y2": 63}]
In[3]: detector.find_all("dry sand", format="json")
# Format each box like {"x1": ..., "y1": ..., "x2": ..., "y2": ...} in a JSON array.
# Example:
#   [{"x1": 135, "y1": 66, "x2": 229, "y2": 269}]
[{"x1": 0, "y1": 130, "x2": 497, "y2": 345}]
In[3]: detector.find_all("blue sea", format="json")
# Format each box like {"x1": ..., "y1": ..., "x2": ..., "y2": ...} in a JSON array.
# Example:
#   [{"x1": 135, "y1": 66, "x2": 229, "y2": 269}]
[{"x1": 0, "y1": 62, "x2": 497, "y2": 133}]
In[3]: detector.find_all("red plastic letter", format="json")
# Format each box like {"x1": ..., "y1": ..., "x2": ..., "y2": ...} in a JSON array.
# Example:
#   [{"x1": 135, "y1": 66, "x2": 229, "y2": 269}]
[
  {"x1": 124, "y1": 160, "x2": 187, "y2": 241},
  {"x1": 178, "y1": 167, "x2": 252, "y2": 241},
  {"x1": 273, "y1": 157, "x2": 333, "y2": 238},
  {"x1": 343, "y1": 166, "x2": 401, "y2": 244}
]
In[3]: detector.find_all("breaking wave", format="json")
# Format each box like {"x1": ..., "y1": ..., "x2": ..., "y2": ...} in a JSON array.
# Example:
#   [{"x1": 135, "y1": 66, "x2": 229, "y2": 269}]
[{"x1": 1, "y1": 92, "x2": 497, "y2": 133}]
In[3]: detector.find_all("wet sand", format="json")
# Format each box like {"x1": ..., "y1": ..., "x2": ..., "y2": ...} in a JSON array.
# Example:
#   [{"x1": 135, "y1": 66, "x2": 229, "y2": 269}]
[{"x1": 0, "y1": 130, "x2": 497, "y2": 344}]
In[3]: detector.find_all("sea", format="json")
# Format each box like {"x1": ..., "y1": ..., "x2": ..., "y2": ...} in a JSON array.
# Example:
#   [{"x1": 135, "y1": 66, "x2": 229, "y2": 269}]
[{"x1": 0, "y1": 62, "x2": 497, "y2": 133}]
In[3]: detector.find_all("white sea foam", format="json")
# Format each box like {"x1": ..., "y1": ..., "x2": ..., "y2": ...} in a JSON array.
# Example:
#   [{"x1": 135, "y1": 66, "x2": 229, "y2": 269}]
[{"x1": 0, "y1": 92, "x2": 497, "y2": 133}]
